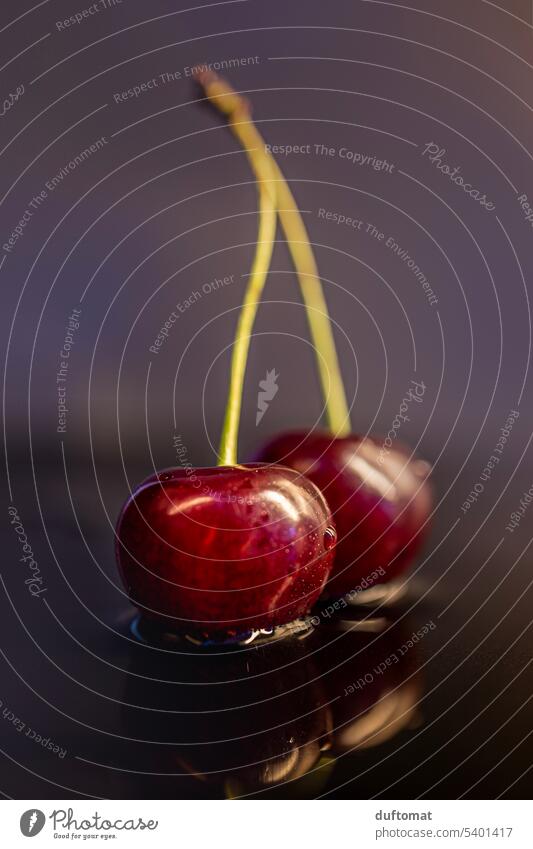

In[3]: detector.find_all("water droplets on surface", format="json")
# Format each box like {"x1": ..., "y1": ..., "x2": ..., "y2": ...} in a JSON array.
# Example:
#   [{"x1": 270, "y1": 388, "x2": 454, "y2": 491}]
[{"x1": 323, "y1": 526, "x2": 337, "y2": 550}]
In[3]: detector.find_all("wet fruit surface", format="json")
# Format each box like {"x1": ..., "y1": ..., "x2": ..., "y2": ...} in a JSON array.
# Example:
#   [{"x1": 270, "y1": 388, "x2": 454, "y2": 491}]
[
  {"x1": 115, "y1": 463, "x2": 336, "y2": 637},
  {"x1": 256, "y1": 431, "x2": 432, "y2": 596}
]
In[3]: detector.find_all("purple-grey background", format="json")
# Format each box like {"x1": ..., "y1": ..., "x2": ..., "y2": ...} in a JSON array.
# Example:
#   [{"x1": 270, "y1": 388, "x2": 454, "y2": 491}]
[{"x1": 2, "y1": 0, "x2": 533, "y2": 800}]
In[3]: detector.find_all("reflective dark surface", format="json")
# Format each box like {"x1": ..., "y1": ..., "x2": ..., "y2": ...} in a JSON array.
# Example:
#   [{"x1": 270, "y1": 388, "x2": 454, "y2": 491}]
[{"x1": 2, "y1": 460, "x2": 533, "y2": 799}]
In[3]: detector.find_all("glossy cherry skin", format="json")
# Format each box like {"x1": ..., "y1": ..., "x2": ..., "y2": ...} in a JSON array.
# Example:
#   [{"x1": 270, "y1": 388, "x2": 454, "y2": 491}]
[
  {"x1": 115, "y1": 463, "x2": 336, "y2": 638},
  {"x1": 256, "y1": 431, "x2": 432, "y2": 597}
]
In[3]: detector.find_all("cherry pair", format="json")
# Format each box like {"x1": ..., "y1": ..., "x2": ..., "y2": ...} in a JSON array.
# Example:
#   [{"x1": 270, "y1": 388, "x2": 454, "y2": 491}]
[{"x1": 115, "y1": 74, "x2": 432, "y2": 641}]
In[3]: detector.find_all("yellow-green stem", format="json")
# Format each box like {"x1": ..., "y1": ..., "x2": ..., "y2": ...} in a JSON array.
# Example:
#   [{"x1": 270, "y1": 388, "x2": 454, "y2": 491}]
[
  {"x1": 198, "y1": 73, "x2": 277, "y2": 465},
  {"x1": 196, "y1": 72, "x2": 351, "y2": 438},
  {"x1": 269, "y1": 160, "x2": 351, "y2": 437}
]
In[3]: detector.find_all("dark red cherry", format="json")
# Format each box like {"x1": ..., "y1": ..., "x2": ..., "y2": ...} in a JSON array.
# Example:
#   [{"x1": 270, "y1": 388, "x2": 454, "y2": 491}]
[
  {"x1": 256, "y1": 431, "x2": 432, "y2": 597},
  {"x1": 115, "y1": 464, "x2": 336, "y2": 638}
]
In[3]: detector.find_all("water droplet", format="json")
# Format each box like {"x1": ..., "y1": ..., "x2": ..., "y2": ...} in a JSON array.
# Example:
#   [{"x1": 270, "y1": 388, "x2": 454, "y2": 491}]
[
  {"x1": 159, "y1": 473, "x2": 172, "y2": 482},
  {"x1": 260, "y1": 511, "x2": 269, "y2": 522},
  {"x1": 323, "y1": 526, "x2": 337, "y2": 550}
]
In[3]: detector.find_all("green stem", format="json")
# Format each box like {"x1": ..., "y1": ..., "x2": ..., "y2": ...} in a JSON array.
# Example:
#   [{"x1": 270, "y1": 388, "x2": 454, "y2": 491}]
[
  {"x1": 197, "y1": 72, "x2": 277, "y2": 466},
  {"x1": 269, "y1": 160, "x2": 351, "y2": 437},
  {"x1": 196, "y1": 72, "x2": 351, "y2": 438}
]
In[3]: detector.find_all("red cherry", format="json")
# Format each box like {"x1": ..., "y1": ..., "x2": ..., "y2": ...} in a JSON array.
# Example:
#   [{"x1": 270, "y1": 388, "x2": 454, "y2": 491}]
[
  {"x1": 115, "y1": 463, "x2": 336, "y2": 639},
  {"x1": 255, "y1": 431, "x2": 432, "y2": 597}
]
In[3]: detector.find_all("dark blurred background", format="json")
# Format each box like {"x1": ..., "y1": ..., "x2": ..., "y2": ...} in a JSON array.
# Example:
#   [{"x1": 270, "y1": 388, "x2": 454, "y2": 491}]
[{"x1": 2, "y1": 0, "x2": 533, "y2": 800}]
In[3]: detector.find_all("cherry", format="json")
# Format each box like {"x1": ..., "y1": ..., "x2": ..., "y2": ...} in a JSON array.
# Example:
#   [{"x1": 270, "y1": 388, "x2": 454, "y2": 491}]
[
  {"x1": 116, "y1": 463, "x2": 336, "y2": 639},
  {"x1": 256, "y1": 431, "x2": 432, "y2": 597},
  {"x1": 115, "y1": 77, "x2": 334, "y2": 641}
]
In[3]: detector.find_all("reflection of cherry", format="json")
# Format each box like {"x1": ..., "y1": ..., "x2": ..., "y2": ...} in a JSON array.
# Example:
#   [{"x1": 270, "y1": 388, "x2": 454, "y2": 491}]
[
  {"x1": 120, "y1": 613, "x2": 424, "y2": 797},
  {"x1": 316, "y1": 615, "x2": 423, "y2": 755},
  {"x1": 256, "y1": 431, "x2": 432, "y2": 597},
  {"x1": 122, "y1": 632, "x2": 332, "y2": 797},
  {"x1": 116, "y1": 464, "x2": 336, "y2": 639}
]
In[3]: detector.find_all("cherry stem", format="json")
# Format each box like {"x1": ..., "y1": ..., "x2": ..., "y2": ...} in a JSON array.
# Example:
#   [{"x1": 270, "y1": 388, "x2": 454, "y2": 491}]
[
  {"x1": 196, "y1": 72, "x2": 351, "y2": 439},
  {"x1": 196, "y1": 72, "x2": 277, "y2": 466},
  {"x1": 268, "y1": 162, "x2": 352, "y2": 437}
]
